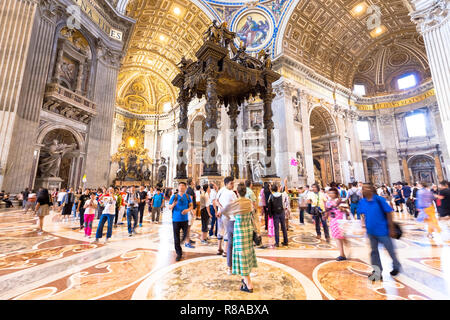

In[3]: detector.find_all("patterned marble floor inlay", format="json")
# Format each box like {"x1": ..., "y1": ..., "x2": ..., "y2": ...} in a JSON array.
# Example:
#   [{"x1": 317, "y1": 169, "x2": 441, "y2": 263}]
[
  {"x1": 133, "y1": 256, "x2": 321, "y2": 300},
  {"x1": 13, "y1": 249, "x2": 157, "y2": 300},
  {"x1": 1, "y1": 206, "x2": 449, "y2": 300}
]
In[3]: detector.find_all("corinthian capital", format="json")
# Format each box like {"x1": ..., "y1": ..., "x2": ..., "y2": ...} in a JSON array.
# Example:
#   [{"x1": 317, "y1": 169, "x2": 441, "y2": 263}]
[
  {"x1": 410, "y1": 0, "x2": 450, "y2": 33},
  {"x1": 273, "y1": 81, "x2": 296, "y2": 97}
]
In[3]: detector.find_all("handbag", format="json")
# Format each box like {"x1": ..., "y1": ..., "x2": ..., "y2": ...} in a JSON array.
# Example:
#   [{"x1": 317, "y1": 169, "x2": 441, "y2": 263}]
[
  {"x1": 375, "y1": 196, "x2": 402, "y2": 240},
  {"x1": 253, "y1": 231, "x2": 262, "y2": 246}
]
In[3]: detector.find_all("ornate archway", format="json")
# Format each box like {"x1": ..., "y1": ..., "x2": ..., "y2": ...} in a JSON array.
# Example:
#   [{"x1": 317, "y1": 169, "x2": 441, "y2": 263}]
[
  {"x1": 309, "y1": 105, "x2": 341, "y2": 185},
  {"x1": 366, "y1": 157, "x2": 383, "y2": 185},
  {"x1": 408, "y1": 155, "x2": 436, "y2": 184},
  {"x1": 35, "y1": 128, "x2": 82, "y2": 190}
]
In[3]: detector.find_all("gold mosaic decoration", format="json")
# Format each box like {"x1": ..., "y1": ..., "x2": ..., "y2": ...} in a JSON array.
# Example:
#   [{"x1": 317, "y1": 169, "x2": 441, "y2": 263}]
[
  {"x1": 111, "y1": 118, "x2": 152, "y2": 167},
  {"x1": 283, "y1": 0, "x2": 424, "y2": 89},
  {"x1": 117, "y1": 0, "x2": 212, "y2": 114}
]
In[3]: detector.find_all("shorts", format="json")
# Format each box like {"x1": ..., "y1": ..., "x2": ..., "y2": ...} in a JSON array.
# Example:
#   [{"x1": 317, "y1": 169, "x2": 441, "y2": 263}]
[
  {"x1": 200, "y1": 207, "x2": 210, "y2": 233},
  {"x1": 395, "y1": 198, "x2": 405, "y2": 205},
  {"x1": 37, "y1": 204, "x2": 50, "y2": 217}
]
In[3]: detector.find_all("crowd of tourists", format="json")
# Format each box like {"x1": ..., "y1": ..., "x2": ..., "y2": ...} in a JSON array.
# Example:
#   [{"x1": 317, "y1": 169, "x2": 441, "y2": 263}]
[{"x1": 5, "y1": 178, "x2": 450, "y2": 292}]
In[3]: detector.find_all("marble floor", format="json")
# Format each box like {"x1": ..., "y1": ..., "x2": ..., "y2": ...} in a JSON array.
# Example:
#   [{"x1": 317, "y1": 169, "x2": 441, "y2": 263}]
[{"x1": 1, "y1": 206, "x2": 449, "y2": 300}]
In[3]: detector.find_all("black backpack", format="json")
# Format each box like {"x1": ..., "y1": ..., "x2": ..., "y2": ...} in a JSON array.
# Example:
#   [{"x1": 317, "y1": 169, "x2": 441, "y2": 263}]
[
  {"x1": 269, "y1": 195, "x2": 284, "y2": 216},
  {"x1": 350, "y1": 191, "x2": 360, "y2": 204}
]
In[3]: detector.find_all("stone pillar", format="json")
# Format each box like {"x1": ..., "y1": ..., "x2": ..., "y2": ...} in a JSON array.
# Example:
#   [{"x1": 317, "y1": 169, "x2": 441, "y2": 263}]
[
  {"x1": 203, "y1": 74, "x2": 220, "y2": 176},
  {"x1": 377, "y1": 114, "x2": 402, "y2": 182},
  {"x1": 380, "y1": 156, "x2": 390, "y2": 185},
  {"x1": 262, "y1": 89, "x2": 277, "y2": 178},
  {"x1": 0, "y1": 0, "x2": 59, "y2": 193},
  {"x1": 175, "y1": 90, "x2": 190, "y2": 180},
  {"x1": 84, "y1": 46, "x2": 122, "y2": 188},
  {"x1": 227, "y1": 99, "x2": 239, "y2": 179},
  {"x1": 272, "y1": 81, "x2": 297, "y2": 184},
  {"x1": 300, "y1": 91, "x2": 315, "y2": 185},
  {"x1": 401, "y1": 156, "x2": 412, "y2": 185},
  {"x1": 362, "y1": 157, "x2": 369, "y2": 182},
  {"x1": 434, "y1": 151, "x2": 444, "y2": 181},
  {"x1": 411, "y1": 0, "x2": 450, "y2": 163}
]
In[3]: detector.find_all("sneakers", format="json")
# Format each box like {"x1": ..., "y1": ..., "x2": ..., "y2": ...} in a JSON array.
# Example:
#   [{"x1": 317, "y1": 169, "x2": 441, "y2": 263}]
[
  {"x1": 336, "y1": 256, "x2": 347, "y2": 261},
  {"x1": 390, "y1": 269, "x2": 400, "y2": 277},
  {"x1": 175, "y1": 255, "x2": 182, "y2": 262},
  {"x1": 104, "y1": 238, "x2": 109, "y2": 244},
  {"x1": 94, "y1": 238, "x2": 100, "y2": 243},
  {"x1": 184, "y1": 243, "x2": 195, "y2": 249},
  {"x1": 139, "y1": 223, "x2": 142, "y2": 227},
  {"x1": 282, "y1": 242, "x2": 289, "y2": 246},
  {"x1": 201, "y1": 240, "x2": 208, "y2": 244},
  {"x1": 189, "y1": 239, "x2": 196, "y2": 244},
  {"x1": 368, "y1": 270, "x2": 383, "y2": 282},
  {"x1": 128, "y1": 233, "x2": 133, "y2": 237},
  {"x1": 227, "y1": 268, "x2": 232, "y2": 275}
]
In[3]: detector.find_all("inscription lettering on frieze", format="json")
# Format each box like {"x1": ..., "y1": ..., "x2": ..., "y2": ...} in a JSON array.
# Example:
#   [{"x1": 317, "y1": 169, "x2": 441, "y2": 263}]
[{"x1": 70, "y1": 0, "x2": 122, "y2": 42}]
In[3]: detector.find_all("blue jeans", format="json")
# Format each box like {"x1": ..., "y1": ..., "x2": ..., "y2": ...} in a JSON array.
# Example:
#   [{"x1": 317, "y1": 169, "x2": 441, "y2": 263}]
[
  {"x1": 368, "y1": 234, "x2": 401, "y2": 272},
  {"x1": 95, "y1": 214, "x2": 114, "y2": 239},
  {"x1": 126, "y1": 207, "x2": 138, "y2": 234},
  {"x1": 209, "y1": 205, "x2": 217, "y2": 236},
  {"x1": 350, "y1": 203, "x2": 360, "y2": 219}
]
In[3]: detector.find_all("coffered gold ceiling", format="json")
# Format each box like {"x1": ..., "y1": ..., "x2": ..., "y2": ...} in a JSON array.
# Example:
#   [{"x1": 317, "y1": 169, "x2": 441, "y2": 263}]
[
  {"x1": 282, "y1": 0, "x2": 428, "y2": 89},
  {"x1": 117, "y1": 0, "x2": 212, "y2": 114}
]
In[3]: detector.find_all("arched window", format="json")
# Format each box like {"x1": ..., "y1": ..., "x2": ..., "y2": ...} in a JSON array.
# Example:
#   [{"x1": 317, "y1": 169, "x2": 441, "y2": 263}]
[
  {"x1": 397, "y1": 73, "x2": 417, "y2": 90},
  {"x1": 405, "y1": 112, "x2": 427, "y2": 138},
  {"x1": 357, "y1": 120, "x2": 370, "y2": 141},
  {"x1": 353, "y1": 84, "x2": 366, "y2": 96}
]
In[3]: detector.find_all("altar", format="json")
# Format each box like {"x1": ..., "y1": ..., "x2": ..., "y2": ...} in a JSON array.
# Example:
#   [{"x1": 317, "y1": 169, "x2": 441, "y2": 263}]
[{"x1": 171, "y1": 21, "x2": 281, "y2": 186}]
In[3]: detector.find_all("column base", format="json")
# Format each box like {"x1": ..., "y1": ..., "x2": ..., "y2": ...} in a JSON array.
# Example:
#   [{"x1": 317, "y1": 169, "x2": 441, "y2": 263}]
[{"x1": 35, "y1": 177, "x2": 63, "y2": 190}]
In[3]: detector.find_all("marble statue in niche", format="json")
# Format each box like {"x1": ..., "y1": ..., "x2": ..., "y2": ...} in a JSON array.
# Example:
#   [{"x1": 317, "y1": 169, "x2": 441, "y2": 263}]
[
  {"x1": 116, "y1": 157, "x2": 126, "y2": 181},
  {"x1": 39, "y1": 140, "x2": 77, "y2": 178},
  {"x1": 296, "y1": 152, "x2": 305, "y2": 176},
  {"x1": 252, "y1": 160, "x2": 264, "y2": 183},
  {"x1": 292, "y1": 95, "x2": 301, "y2": 122}
]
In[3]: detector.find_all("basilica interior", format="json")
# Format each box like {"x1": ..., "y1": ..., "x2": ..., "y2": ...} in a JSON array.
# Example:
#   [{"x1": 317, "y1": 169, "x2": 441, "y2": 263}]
[{"x1": 0, "y1": 0, "x2": 449, "y2": 302}]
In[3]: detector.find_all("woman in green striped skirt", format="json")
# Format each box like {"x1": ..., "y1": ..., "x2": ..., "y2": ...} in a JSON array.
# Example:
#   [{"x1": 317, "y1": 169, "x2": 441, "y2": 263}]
[{"x1": 221, "y1": 183, "x2": 257, "y2": 293}]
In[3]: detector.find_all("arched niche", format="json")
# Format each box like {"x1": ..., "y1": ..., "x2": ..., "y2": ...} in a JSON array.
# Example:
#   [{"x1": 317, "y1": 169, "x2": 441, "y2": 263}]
[
  {"x1": 366, "y1": 157, "x2": 383, "y2": 186},
  {"x1": 408, "y1": 154, "x2": 436, "y2": 184},
  {"x1": 36, "y1": 128, "x2": 84, "y2": 189}
]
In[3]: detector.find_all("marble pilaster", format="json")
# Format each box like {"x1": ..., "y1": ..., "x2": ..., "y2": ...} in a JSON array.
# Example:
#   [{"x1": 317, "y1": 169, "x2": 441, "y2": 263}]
[
  {"x1": 299, "y1": 91, "x2": 315, "y2": 185},
  {"x1": 0, "y1": 0, "x2": 58, "y2": 193},
  {"x1": 411, "y1": 0, "x2": 450, "y2": 173}
]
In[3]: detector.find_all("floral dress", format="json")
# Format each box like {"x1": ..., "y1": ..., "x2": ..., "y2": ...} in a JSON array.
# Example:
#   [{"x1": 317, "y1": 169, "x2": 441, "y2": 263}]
[
  {"x1": 232, "y1": 211, "x2": 258, "y2": 276},
  {"x1": 326, "y1": 199, "x2": 345, "y2": 239}
]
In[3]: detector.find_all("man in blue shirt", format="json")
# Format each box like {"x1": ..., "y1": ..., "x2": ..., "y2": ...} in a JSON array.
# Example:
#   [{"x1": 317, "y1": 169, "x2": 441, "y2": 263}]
[
  {"x1": 358, "y1": 183, "x2": 401, "y2": 282},
  {"x1": 169, "y1": 182, "x2": 193, "y2": 261},
  {"x1": 151, "y1": 188, "x2": 164, "y2": 223}
]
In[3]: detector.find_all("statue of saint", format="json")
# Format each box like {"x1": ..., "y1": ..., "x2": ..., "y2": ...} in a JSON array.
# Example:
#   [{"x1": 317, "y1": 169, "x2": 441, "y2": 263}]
[
  {"x1": 252, "y1": 160, "x2": 264, "y2": 183},
  {"x1": 39, "y1": 139, "x2": 76, "y2": 177},
  {"x1": 116, "y1": 157, "x2": 126, "y2": 181}
]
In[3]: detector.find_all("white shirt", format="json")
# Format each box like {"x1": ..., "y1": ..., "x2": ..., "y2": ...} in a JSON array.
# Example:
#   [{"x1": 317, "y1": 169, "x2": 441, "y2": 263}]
[
  {"x1": 102, "y1": 195, "x2": 116, "y2": 214},
  {"x1": 216, "y1": 187, "x2": 237, "y2": 221},
  {"x1": 195, "y1": 190, "x2": 201, "y2": 202},
  {"x1": 84, "y1": 199, "x2": 97, "y2": 215},
  {"x1": 57, "y1": 192, "x2": 66, "y2": 202},
  {"x1": 209, "y1": 189, "x2": 217, "y2": 206}
]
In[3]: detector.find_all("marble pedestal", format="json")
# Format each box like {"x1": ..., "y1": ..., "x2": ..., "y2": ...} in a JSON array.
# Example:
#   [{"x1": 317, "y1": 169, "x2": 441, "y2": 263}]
[
  {"x1": 199, "y1": 175, "x2": 223, "y2": 188},
  {"x1": 35, "y1": 177, "x2": 63, "y2": 190}
]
